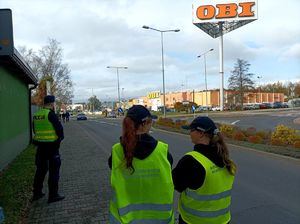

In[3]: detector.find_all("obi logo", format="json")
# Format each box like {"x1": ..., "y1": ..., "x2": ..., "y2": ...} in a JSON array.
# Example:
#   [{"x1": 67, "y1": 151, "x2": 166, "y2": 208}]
[{"x1": 196, "y1": 2, "x2": 256, "y2": 20}]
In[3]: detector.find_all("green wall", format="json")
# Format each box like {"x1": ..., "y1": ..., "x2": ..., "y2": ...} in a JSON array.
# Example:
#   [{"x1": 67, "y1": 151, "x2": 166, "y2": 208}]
[{"x1": 0, "y1": 67, "x2": 30, "y2": 170}]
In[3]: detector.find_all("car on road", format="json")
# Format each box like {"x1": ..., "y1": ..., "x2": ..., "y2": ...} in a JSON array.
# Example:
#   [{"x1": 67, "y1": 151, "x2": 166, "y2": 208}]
[{"x1": 77, "y1": 113, "x2": 87, "y2": 120}]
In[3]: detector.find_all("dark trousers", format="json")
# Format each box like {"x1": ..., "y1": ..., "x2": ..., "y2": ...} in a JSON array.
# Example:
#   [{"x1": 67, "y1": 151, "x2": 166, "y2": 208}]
[{"x1": 33, "y1": 143, "x2": 61, "y2": 197}]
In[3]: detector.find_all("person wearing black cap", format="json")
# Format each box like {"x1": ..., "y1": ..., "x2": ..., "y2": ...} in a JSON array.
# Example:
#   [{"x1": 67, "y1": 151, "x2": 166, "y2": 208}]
[
  {"x1": 173, "y1": 116, "x2": 236, "y2": 224},
  {"x1": 108, "y1": 105, "x2": 174, "y2": 223},
  {"x1": 32, "y1": 95, "x2": 65, "y2": 203}
]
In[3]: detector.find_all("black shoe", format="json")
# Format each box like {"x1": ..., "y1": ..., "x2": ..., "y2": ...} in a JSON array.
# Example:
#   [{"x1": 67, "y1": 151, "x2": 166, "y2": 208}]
[
  {"x1": 48, "y1": 194, "x2": 65, "y2": 203},
  {"x1": 32, "y1": 192, "x2": 45, "y2": 201}
]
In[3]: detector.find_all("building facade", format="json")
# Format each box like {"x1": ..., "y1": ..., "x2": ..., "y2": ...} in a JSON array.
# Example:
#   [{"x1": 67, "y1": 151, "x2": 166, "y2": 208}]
[
  {"x1": 131, "y1": 89, "x2": 285, "y2": 110},
  {"x1": 0, "y1": 9, "x2": 37, "y2": 170}
]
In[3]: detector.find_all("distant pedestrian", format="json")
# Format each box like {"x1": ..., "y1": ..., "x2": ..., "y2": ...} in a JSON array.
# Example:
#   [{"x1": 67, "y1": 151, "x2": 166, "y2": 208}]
[
  {"x1": 108, "y1": 105, "x2": 174, "y2": 223},
  {"x1": 173, "y1": 116, "x2": 236, "y2": 224},
  {"x1": 32, "y1": 95, "x2": 65, "y2": 203},
  {"x1": 62, "y1": 112, "x2": 66, "y2": 123},
  {"x1": 65, "y1": 111, "x2": 70, "y2": 122}
]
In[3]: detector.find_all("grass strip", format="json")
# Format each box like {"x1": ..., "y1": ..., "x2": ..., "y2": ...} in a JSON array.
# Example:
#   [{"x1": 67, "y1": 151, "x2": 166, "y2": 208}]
[{"x1": 0, "y1": 144, "x2": 36, "y2": 224}]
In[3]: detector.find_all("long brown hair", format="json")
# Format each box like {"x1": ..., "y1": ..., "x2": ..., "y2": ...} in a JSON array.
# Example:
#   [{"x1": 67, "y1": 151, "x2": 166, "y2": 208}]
[
  {"x1": 121, "y1": 117, "x2": 140, "y2": 172},
  {"x1": 209, "y1": 132, "x2": 237, "y2": 175}
]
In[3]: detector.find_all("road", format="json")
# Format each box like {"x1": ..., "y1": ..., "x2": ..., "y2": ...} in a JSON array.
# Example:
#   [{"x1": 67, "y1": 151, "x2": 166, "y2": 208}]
[
  {"x1": 179, "y1": 108, "x2": 300, "y2": 132},
  {"x1": 79, "y1": 117, "x2": 300, "y2": 223}
]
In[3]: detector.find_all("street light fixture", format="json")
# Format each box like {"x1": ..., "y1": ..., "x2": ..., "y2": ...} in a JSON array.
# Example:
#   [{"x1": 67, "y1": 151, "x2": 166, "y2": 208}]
[
  {"x1": 106, "y1": 66, "x2": 128, "y2": 111},
  {"x1": 142, "y1": 25, "x2": 180, "y2": 117},
  {"x1": 197, "y1": 48, "x2": 214, "y2": 112}
]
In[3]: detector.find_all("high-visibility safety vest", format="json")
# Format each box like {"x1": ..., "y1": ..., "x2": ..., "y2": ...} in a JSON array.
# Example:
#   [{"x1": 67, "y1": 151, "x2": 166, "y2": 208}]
[
  {"x1": 179, "y1": 151, "x2": 235, "y2": 224},
  {"x1": 110, "y1": 141, "x2": 174, "y2": 224},
  {"x1": 33, "y1": 109, "x2": 58, "y2": 142}
]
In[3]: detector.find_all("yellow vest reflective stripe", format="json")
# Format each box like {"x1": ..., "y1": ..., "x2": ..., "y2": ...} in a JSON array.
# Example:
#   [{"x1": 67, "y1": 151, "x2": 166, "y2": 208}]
[
  {"x1": 179, "y1": 151, "x2": 235, "y2": 224},
  {"x1": 33, "y1": 109, "x2": 58, "y2": 142},
  {"x1": 110, "y1": 141, "x2": 174, "y2": 224}
]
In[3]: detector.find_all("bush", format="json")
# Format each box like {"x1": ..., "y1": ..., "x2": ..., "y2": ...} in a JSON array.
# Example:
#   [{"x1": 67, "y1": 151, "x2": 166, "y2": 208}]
[
  {"x1": 271, "y1": 138, "x2": 285, "y2": 146},
  {"x1": 156, "y1": 118, "x2": 188, "y2": 129},
  {"x1": 271, "y1": 124, "x2": 300, "y2": 145},
  {"x1": 233, "y1": 131, "x2": 246, "y2": 141},
  {"x1": 293, "y1": 141, "x2": 300, "y2": 149},
  {"x1": 256, "y1": 131, "x2": 270, "y2": 140},
  {"x1": 220, "y1": 124, "x2": 235, "y2": 138},
  {"x1": 248, "y1": 135, "x2": 263, "y2": 144},
  {"x1": 245, "y1": 127, "x2": 256, "y2": 137}
]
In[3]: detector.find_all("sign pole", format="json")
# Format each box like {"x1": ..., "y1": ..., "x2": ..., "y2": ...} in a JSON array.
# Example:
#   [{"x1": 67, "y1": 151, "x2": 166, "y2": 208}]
[{"x1": 219, "y1": 22, "x2": 224, "y2": 111}]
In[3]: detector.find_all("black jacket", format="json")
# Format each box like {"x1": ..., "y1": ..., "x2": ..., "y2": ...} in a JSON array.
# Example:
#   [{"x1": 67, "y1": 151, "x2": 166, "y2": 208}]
[
  {"x1": 108, "y1": 134, "x2": 173, "y2": 169},
  {"x1": 172, "y1": 144, "x2": 225, "y2": 193}
]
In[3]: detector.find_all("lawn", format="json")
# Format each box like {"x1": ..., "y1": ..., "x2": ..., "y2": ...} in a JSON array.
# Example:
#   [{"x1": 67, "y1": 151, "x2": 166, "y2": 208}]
[{"x1": 0, "y1": 144, "x2": 36, "y2": 224}]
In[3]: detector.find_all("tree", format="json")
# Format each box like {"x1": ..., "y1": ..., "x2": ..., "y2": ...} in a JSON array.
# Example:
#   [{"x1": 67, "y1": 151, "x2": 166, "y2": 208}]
[
  {"x1": 19, "y1": 39, "x2": 73, "y2": 106},
  {"x1": 88, "y1": 96, "x2": 102, "y2": 112},
  {"x1": 227, "y1": 59, "x2": 255, "y2": 108}
]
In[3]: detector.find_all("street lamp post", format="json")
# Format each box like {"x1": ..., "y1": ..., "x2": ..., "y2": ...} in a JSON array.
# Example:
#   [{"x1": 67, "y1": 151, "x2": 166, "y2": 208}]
[
  {"x1": 142, "y1": 25, "x2": 180, "y2": 117},
  {"x1": 197, "y1": 49, "x2": 214, "y2": 111},
  {"x1": 257, "y1": 75, "x2": 262, "y2": 103},
  {"x1": 107, "y1": 66, "x2": 128, "y2": 111}
]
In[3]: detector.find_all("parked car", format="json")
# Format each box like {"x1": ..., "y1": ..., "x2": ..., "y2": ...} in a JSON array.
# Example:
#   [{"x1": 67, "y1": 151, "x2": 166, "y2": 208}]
[
  {"x1": 77, "y1": 113, "x2": 87, "y2": 120},
  {"x1": 282, "y1": 102, "x2": 289, "y2": 108},
  {"x1": 195, "y1": 106, "x2": 211, "y2": 112},
  {"x1": 107, "y1": 112, "x2": 116, "y2": 118},
  {"x1": 271, "y1": 102, "x2": 283, "y2": 108},
  {"x1": 259, "y1": 103, "x2": 272, "y2": 109},
  {"x1": 211, "y1": 106, "x2": 221, "y2": 111}
]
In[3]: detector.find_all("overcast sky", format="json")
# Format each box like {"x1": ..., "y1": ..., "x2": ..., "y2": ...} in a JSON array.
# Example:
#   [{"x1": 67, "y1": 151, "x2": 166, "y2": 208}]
[{"x1": 2, "y1": 0, "x2": 300, "y2": 103}]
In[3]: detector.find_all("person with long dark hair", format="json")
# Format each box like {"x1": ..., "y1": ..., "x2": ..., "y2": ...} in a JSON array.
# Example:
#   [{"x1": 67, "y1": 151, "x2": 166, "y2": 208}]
[
  {"x1": 173, "y1": 116, "x2": 236, "y2": 224},
  {"x1": 108, "y1": 105, "x2": 174, "y2": 223}
]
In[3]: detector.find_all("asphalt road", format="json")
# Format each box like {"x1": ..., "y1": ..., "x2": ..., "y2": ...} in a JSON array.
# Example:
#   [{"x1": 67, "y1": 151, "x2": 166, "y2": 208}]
[
  {"x1": 78, "y1": 117, "x2": 300, "y2": 223},
  {"x1": 181, "y1": 108, "x2": 300, "y2": 132}
]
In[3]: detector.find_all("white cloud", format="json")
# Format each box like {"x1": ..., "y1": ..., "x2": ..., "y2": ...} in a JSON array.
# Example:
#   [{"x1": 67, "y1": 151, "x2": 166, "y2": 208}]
[{"x1": 2, "y1": 0, "x2": 300, "y2": 102}]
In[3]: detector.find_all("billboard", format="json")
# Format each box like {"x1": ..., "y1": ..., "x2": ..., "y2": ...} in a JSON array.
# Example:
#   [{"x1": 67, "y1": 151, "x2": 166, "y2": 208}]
[
  {"x1": 193, "y1": 0, "x2": 257, "y2": 23},
  {"x1": 0, "y1": 9, "x2": 14, "y2": 56}
]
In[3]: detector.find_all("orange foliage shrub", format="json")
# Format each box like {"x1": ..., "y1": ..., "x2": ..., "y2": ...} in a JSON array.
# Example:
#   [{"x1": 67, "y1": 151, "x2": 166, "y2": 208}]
[
  {"x1": 233, "y1": 131, "x2": 246, "y2": 141},
  {"x1": 271, "y1": 138, "x2": 285, "y2": 146},
  {"x1": 256, "y1": 131, "x2": 270, "y2": 140},
  {"x1": 245, "y1": 127, "x2": 256, "y2": 137},
  {"x1": 293, "y1": 141, "x2": 300, "y2": 149},
  {"x1": 248, "y1": 135, "x2": 263, "y2": 144}
]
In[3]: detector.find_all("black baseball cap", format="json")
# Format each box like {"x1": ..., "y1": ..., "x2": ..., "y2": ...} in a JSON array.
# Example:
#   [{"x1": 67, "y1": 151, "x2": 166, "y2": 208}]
[
  {"x1": 127, "y1": 105, "x2": 158, "y2": 123},
  {"x1": 44, "y1": 95, "x2": 55, "y2": 104},
  {"x1": 182, "y1": 116, "x2": 219, "y2": 135}
]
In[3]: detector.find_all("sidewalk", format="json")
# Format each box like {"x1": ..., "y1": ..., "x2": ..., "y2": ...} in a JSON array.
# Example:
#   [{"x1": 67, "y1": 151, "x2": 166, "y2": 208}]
[{"x1": 27, "y1": 121, "x2": 110, "y2": 223}]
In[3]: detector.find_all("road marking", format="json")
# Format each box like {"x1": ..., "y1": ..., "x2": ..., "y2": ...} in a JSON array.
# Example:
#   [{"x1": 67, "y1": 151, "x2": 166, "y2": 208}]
[{"x1": 231, "y1": 120, "x2": 240, "y2": 125}]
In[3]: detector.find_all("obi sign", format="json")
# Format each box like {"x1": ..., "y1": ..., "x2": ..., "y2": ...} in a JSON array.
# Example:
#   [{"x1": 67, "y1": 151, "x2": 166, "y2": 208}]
[{"x1": 193, "y1": 0, "x2": 257, "y2": 23}]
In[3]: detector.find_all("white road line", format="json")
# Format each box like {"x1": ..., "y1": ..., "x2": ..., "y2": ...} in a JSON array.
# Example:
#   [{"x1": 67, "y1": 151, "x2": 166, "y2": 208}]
[{"x1": 231, "y1": 120, "x2": 240, "y2": 125}]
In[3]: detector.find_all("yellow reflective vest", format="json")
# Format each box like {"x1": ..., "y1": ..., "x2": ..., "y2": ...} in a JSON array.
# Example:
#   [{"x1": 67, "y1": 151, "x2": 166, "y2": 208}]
[
  {"x1": 33, "y1": 109, "x2": 58, "y2": 142},
  {"x1": 178, "y1": 151, "x2": 235, "y2": 224},
  {"x1": 110, "y1": 141, "x2": 174, "y2": 224}
]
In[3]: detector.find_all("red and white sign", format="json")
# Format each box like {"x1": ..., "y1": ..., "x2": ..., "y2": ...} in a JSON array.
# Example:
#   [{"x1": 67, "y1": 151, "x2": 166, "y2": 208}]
[{"x1": 193, "y1": 0, "x2": 258, "y2": 23}]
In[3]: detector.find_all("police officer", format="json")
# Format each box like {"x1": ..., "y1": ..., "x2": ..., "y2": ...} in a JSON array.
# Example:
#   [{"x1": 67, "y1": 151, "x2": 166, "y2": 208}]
[
  {"x1": 32, "y1": 95, "x2": 65, "y2": 203},
  {"x1": 172, "y1": 116, "x2": 236, "y2": 224},
  {"x1": 108, "y1": 105, "x2": 174, "y2": 223}
]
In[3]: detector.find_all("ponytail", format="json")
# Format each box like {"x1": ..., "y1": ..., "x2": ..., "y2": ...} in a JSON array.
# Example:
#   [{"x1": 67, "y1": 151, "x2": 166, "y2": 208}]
[
  {"x1": 121, "y1": 117, "x2": 139, "y2": 172},
  {"x1": 210, "y1": 132, "x2": 237, "y2": 175}
]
